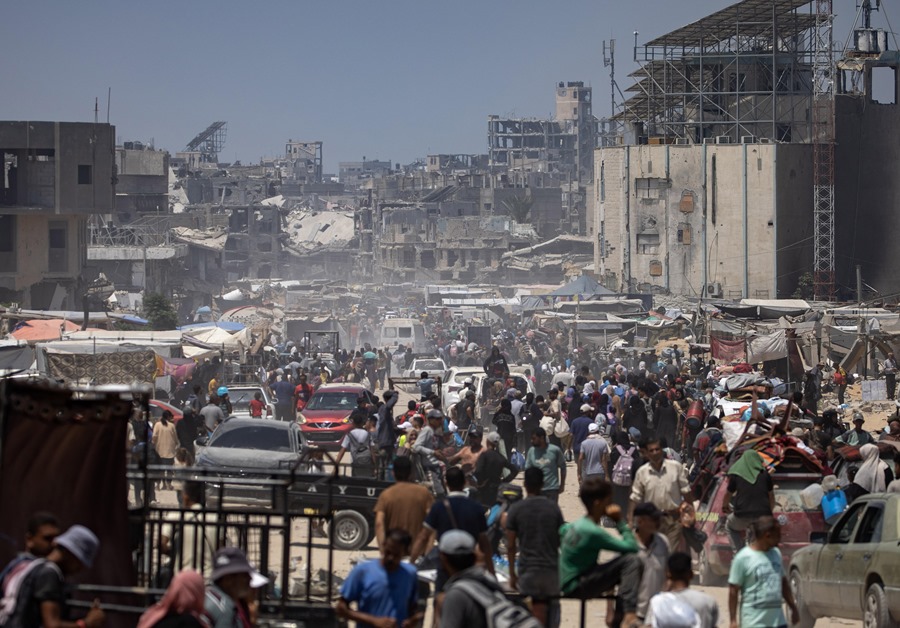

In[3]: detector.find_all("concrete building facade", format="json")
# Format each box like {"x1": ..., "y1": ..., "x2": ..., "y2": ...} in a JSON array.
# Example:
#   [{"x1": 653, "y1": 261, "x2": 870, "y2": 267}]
[
  {"x1": 0, "y1": 121, "x2": 115, "y2": 309},
  {"x1": 593, "y1": 142, "x2": 814, "y2": 298}
]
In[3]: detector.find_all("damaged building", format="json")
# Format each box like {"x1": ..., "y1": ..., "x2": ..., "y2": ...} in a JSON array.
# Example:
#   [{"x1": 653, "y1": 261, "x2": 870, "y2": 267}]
[
  {"x1": 594, "y1": 0, "x2": 900, "y2": 299},
  {"x1": 0, "y1": 121, "x2": 116, "y2": 309}
]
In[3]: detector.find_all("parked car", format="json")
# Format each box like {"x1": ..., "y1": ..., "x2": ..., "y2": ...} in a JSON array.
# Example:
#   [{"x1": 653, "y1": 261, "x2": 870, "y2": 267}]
[
  {"x1": 195, "y1": 417, "x2": 389, "y2": 550},
  {"x1": 148, "y1": 399, "x2": 183, "y2": 422},
  {"x1": 790, "y1": 493, "x2": 900, "y2": 628},
  {"x1": 402, "y1": 357, "x2": 448, "y2": 380},
  {"x1": 695, "y1": 471, "x2": 826, "y2": 586},
  {"x1": 297, "y1": 383, "x2": 378, "y2": 450},
  {"x1": 227, "y1": 385, "x2": 276, "y2": 418}
]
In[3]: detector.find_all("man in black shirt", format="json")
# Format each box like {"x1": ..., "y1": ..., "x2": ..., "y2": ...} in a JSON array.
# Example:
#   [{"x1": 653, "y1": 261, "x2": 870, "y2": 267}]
[
  {"x1": 7, "y1": 525, "x2": 104, "y2": 628},
  {"x1": 474, "y1": 433, "x2": 519, "y2": 507},
  {"x1": 722, "y1": 450, "x2": 774, "y2": 551}
]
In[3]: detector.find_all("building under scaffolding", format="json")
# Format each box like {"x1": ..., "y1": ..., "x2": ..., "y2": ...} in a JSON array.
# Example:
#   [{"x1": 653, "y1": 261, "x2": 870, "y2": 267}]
[
  {"x1": 615, "y1": 0, "x2": 817, "y2": 144},
  {"x1": 595, "y1": 0, "x2": 900, "y2": 301}
]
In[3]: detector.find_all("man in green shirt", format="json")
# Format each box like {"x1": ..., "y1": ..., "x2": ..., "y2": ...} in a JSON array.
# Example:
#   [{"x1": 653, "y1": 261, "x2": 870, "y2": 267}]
[
  {"x1": 728, "y1": 516, "x2": 799, "y2": 628},
  {"x1": 525, "y1": 427, "x2": 567, "y2": 503},
  {"x1": 559, "y1": 477, "x2": 643, "y2": 628}
]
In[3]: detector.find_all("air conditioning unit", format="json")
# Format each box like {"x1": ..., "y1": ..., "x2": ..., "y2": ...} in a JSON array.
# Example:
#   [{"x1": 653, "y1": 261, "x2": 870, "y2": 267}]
[
  {"x1": 675, "y1": 138, "x2": 691, "y2": 146},
  {"x1": 706, "y1": 283, "x2": 723, "y2": 298},
  {"x1": 758, "y1": 137, "x2": 773, "y2": 144},
  {"x1": 702, "y1": 138, "x2": 715, "y2": 145},
  {"x1": 715, "y1": 136, "x2": 733, "y2": 144},
  {"x1": 741, "y1": 135, "x2": 759, "y2": 144}
]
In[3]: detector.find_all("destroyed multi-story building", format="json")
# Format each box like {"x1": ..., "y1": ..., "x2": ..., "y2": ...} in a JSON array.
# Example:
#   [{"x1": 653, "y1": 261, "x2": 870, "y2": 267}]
[
  {"x1": 284, "y1": 140, "x2": 323, "y2": 185},
  {"x1": 339, "y1": 159, "x2": 393, "y2": 188},
  {"x1": 114, "y1": 142, "x2": 169, "y2": 222},
  {"x1": 489, "y1": 81, "x2": 599, "y2": 233},
  {"x1": 0, "y1": 121, "x2": 115, "y2": 309},
  {"x1": 594, "y1": 0, "x2": 900, "y2": 299}
]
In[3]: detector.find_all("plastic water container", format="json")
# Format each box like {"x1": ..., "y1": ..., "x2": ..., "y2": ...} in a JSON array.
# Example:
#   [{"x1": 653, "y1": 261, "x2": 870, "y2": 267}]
[
  {"x1": 800, "y1": 483, "x2": 824, "y2": 510},
  {"x1": 822, "y1": 489, "x2": 848, "y2": 525}
]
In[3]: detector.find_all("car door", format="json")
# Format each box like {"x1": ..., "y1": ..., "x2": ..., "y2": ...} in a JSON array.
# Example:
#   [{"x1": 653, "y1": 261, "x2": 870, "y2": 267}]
[
  {"x1": 840, "y1": 500, "x2": 886, "y2": 615},
  {"x1": 810, "y1": 502, "x2": 866, "y2": 616}
]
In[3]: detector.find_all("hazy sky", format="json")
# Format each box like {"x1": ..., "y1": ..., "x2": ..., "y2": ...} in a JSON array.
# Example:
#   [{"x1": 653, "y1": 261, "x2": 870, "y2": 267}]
[{"x1": 2, "y1": 1, "x2": 863, "y2": 171}]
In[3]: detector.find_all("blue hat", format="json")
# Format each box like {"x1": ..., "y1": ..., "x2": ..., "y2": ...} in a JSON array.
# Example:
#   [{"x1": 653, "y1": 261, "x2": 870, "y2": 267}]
[{"x1": 55, "y1": 525, "x2": 99, "y2": 568}]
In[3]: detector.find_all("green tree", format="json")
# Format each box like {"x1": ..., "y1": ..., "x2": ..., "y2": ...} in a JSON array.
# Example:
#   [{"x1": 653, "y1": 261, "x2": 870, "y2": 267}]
[
  {"x1": 502, "y1": 195, "x2": 534, "y2": 223},
  {"x1": 144, "y1": 293, "x2": 178, "y2": 330},
  {"x1": 792, "y1": 272, "x2": 814, "y2": 300}
]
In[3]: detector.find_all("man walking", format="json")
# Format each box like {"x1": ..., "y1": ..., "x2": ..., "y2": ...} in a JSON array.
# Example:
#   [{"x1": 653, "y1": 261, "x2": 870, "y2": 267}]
[
  {"x1": 629, "y1": 438, "x2": 692, "y2": 551},
  {"x1": 373, "y1": 457, "x2": 434, "y2": 548},
  {"x1": 525, "y1": 428, "x2": 567, "y2": 503},
  {"x1": 506, "y1": 467, "x2": 564, "y2": 627},
  {"x1": 409, "y1": 467, "x2": 494, "y2": 594},
  {"x1": 205, "y1": 547, "x2": 268, "y2": 628},
  {"x1": 577, "y1": 422, "x2": 609, "y2": 484},
  {"x1": 728, "y1": 516, "x2": 799, "y2": 628},
  {"x1": 337, "y1": 528, "x2": 421, "y2": 628},
  {"x1": 884, "y1": 352, "x2": 898, "y2": 401},
  {"x1": 473, "y1": 432, "x2": 519, "y2": 508},
  {"x1": 373, "y1": 390, "x2": 399, "y2": 480},
  {"x1": 412, "y1": 410, "x2": 447, "y2": 497}
]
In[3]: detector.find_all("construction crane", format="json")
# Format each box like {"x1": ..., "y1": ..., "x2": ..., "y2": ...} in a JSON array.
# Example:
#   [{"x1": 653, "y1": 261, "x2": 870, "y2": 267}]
[
  {"x1": 184, "y1": 121, "x2": 227, "y2": 164},
  {"x1": 812, "y1": 0, "x2": 836, "y2": 301}
]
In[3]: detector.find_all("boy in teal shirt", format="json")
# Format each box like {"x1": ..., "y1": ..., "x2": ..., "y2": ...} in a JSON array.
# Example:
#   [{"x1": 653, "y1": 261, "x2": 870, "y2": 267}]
[
  {"x1": 728, "y1": 516, "x2": 799, "y2": 628},
  {"x1": 559, "y1": 477, "x2": 643, "y2": 628}
]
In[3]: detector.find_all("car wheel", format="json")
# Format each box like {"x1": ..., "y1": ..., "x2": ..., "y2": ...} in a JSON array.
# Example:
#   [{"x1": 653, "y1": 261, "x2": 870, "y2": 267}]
[
  {"x1": 864, "y1": 582, "x2": 894, "y2": 628},
  {"x1": 790, "y1": 569, "x2": 816, "y2": 628},
  {"x1": 698, "y1": 548, "x2": 725, "y2": 587},
  {"x1": 330, "y1": 510, "x2": 370, "y2": 551}
]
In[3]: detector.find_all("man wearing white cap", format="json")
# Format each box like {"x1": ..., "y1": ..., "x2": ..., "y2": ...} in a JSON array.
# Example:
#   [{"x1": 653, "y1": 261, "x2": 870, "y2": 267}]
[
  {"x1": 578, "y1": 422, "x2": 610, "y2": 484},
  {"x1": 2, "y1": 525, "x2": 104, "y2": 628}
]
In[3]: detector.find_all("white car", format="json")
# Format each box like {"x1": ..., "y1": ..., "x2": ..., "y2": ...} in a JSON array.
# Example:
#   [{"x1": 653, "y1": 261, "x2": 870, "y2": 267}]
[
  {"x1": 227, "y1": 385, "x2": 277, "y2": 418},
  {"x1": 402, "y1": 357, "x2": 448, "y2": 380},
  {"x1": 442, "y1": 366, "x2": 486, "y2": 411}
]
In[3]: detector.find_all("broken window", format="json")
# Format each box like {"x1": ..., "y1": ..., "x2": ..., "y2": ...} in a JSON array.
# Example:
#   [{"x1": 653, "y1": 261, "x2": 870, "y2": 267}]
[
  {"x1": 48, "y1": 220, "x2": 67, "y2": 273},
  {"x1": 637, "y1": 232, "x2": 660, "y2": 255},
  {"x1": 0, "y1": 215, "x2": 15, "y2": 271},
  {"x1": 677, "y1": 224, "x2": 692, "y2": 244},
  {"x1": 649, "y1": 260, "x2": 663, "y2": 276},
  {"x1": 78, "y1": 165, "x2": 92, "y2": 185},
  {"x1": 635, "y1": 178, "x2": 666, "y2": 201}
]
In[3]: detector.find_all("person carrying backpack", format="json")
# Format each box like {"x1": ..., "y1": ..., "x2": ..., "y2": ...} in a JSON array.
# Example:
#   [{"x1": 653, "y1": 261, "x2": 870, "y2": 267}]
[
  {"x1": 440, "y1": 530, "x2": 541, "y2": 628},
  {"x1": 610, "y1": 431, "x2": 639, "y2": 513},
  {"x1": 335, "y1": 414, "x2": 375, "y2": 477}
]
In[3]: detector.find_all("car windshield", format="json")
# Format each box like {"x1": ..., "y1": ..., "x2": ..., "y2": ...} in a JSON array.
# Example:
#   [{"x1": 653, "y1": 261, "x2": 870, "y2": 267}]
[
  {"x1": 306, "y1": 391, "x2": 360, "y2": 411},
  {"x1": 210, "y1": 425, "x2": 292, "y2": 452},
  {"x1": 415, "y1": 360, "x2": 444, "y2": 371},
  {"x1": 451, "y1": 372, "x2": 478, "y2": 384},
  {"x1": 228, "y1": 392, "x2": 258, "y2": 414}
]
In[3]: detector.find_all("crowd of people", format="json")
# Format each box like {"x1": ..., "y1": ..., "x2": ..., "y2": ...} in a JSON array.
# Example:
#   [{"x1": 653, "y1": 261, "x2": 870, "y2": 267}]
[{"x1": 9, "y1": 327, "x2": 900, "y2": 628}]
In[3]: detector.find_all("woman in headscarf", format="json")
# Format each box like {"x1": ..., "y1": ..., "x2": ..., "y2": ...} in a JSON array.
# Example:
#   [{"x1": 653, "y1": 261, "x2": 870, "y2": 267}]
[
  {"x1": 722, "y1": 449, "x2": 774, "y2": 551},
  {"x1": 609, "y1": 430, "x2": 640, "y2": 512},
  {"x1": 623, "y1": 395, "x2": 649, "y2": 438},
  {"x1": 653, "y1": 393, "x2": 679, "y2": 453},
  {"x1": 137, "y1": 570, "x2": 206, "y2": 628},
  {"x1": 847, "y1": 443, "x2": 893, "y2": 502}
]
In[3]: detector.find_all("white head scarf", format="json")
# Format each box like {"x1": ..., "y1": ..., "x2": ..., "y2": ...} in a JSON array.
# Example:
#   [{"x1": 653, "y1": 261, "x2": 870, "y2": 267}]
[{"x1": 854, "y1": 443, "x2": 888, "y2": 493}]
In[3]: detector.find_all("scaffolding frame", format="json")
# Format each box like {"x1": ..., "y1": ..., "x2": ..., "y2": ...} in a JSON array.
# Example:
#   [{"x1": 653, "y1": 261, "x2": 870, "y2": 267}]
[
  {"x1": 615, "y1": 0, "x2": 819, "y2": 144},
  {"x1": 812, "y1": 0, "x2": 836, "y2": 299},
  {"x1": 185, "y1": 121, "x2": 227, "y2": 163}
]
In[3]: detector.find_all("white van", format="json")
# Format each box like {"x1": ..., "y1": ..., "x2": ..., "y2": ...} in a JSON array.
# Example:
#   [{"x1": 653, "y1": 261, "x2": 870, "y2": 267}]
[{"x1": 379, "y1": 318, "x2": 429, "y2": 354}]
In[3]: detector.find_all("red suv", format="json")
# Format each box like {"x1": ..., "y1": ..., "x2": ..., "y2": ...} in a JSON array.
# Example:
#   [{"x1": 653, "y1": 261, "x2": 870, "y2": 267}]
[{"x1": 297, "y1": 384, "x2": 378, "y2": 450}]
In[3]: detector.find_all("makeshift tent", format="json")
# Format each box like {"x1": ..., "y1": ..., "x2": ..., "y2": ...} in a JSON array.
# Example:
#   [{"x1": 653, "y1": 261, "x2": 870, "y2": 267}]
[
  {"x1": 547, "y1": 275, "x2": 614, "y2": 298},
  {"x1": 0, "y1": 340, "x2": 35, "y2": 371},
  {"x1": 11, "y1": 320, "x2": 81, "y2": 343}
]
